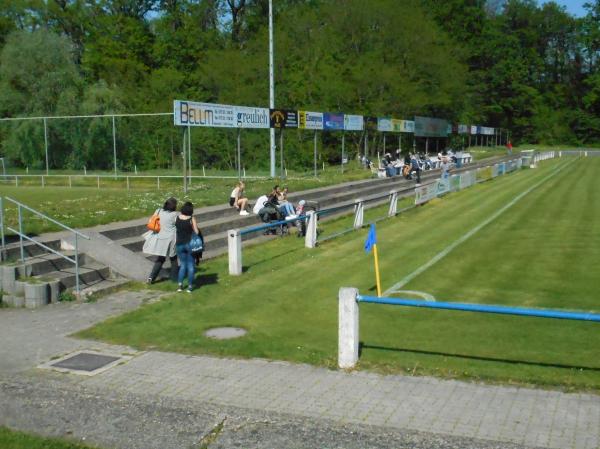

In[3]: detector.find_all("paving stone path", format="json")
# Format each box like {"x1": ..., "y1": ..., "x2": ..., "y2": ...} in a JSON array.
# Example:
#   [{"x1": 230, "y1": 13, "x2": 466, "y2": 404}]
[{"x1": 0, "y1": 290, "x2": 598, "y2": 449}]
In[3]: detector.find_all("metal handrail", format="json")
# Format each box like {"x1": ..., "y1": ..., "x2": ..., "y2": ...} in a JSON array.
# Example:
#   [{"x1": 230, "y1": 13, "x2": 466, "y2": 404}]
[
  {"x1": 1, "y1": 196, "x2": 90, "y2": 294},
  {"x1": 5, "y1": 197, "x2": 89, "y2": 239}
]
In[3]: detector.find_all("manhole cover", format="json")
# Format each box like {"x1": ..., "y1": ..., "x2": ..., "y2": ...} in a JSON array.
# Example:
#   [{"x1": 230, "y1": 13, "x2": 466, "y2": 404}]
[
  {"x1": 52, "y1": 353, "x2": 119, "y2": 371},
  {"x1": 39, "y1": 351, "x2": 131, "y2": 376},
  {"x1": 204, "y1": 327, "x2": 247, "y2": 339}
]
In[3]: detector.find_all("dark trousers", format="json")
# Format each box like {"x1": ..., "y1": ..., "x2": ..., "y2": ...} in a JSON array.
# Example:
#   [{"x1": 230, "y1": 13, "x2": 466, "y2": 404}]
[{"x1": 149, "y1": 255, "x2": 178, "y2": 282}]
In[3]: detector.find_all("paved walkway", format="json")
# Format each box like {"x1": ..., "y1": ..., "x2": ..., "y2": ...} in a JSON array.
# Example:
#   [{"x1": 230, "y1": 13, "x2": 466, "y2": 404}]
[{"x1": 0, "y1": 291, "x2": 598, "y2": 449}]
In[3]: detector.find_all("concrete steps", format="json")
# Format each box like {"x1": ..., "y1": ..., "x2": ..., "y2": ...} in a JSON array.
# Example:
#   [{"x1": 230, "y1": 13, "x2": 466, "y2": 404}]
[{"x1": 1, "y1": 238, "x2": 125, "y2": 307}]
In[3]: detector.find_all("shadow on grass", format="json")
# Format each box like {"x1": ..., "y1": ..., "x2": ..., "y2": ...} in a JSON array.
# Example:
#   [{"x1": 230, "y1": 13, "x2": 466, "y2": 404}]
[
  {"x1": 359, "y1": 342, "x2": 600, "y2": 372},
  {"x1": 242, "y1": 242, "x2": 306, "y2": 272},
  {"x1": 194, "y1": 272, "x2": 218, "y2": 288}
]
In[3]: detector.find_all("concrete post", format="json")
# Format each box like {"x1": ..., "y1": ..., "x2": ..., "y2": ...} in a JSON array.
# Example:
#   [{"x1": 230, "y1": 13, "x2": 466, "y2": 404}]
[
  {"x1": 304, "y1": 211, "x2": 317, "y2": 248},
  {"x1": 388, "y1": 191, "x2": 398, "y2": 217},
  {"x1": 353, "y1": 200, "x2": 364, "y2": 229},
  {"x1": 228, "y1": 229, "x2": 242, "y2": 275},
  {"x1": 25, "y1": 282, "x2": 50, "y2": 309},
  {"x1": 338, "y1": 287, "x2": 359, "y2": 369}
]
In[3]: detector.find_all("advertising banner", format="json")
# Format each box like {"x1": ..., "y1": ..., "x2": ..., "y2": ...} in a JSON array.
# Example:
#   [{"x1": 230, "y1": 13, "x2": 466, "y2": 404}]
[
  {"x1": 174, "y1": 100, "x2": 235, "y2": 127},
  {"x1": 436, "y1": 178, "x2": 450, "y2": 196},
  {"x1": 481, "y1": 126, "x2": 494, "y2": 135},
  {"x1": 364, "y1": 116, "x2": 378, "y2": 131},
  {"x1": 377, "y1": 117, "x2": 393, "y2": 132},
  {"x1": 447, "y1": 124, "x2": 453, "y2": 135},
  {"x1": 415, "y1": 183, "x2": 438, "y2": 205},
  {"x1": 458, "y1": 124, "x2": 469, "y2": 134},
  {"x1": 450, "y1": 174, "x2": 461, "y2": 192},
  {"x1": 470, "y1": 125, "x2": 478, "y2": 134},
  {"x1": 323, "y1": 113, "x2": 345, "y2": 131},
  {"x1": 497, "y1": 162, "x2": 505, "y2": 175},
  {"x1": 477, "y1": 166, "x2": 493, "y2": 182},
  {"x1": 344, "y1": 114, "x2": 364, "y2": 131},
  {"x1": 298, "y1": 111, "x2": 324, "y2": 130},
  {"x1": 235, "y1": 106, "x2": 270, "y2": 129},
  {"x1": 270, "y1": 109, "x2": 298, "y2": 128},
  {"x1": 414, "y1": 116, "x2": 449, "y2": 137},
  {"x1": 459, "y1": 171, "x2": 476, "y2": 189},
  {"x1": 403, "y1": 120, "x2": 415, "y2": 133}
]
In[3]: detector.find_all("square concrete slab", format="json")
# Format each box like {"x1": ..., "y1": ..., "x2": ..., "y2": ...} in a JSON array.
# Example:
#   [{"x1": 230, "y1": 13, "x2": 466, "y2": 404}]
[
  {"x1": 52, "y1": 353, "x2": 119, "y2": 371},
  {"x1": 39, "y1": 350, "x2": 133, "y2": 376}
]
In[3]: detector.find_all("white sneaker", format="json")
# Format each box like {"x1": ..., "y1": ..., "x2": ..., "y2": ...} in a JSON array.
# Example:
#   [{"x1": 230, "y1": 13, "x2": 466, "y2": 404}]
[
  {"x1": 287, "y1": 214, "x2": 297, "y2": 219},
  {"x1": 240, "y1": 210, "x2": 249, "y2": 216}
]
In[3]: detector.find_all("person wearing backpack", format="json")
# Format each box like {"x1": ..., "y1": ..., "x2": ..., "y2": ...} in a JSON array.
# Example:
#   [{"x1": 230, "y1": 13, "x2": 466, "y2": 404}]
[
  {"x1": 143, "y1": 197, "x2": 179, "y2": 284},
  {"x1": 175, "y1": 201, "x2": 200, "y2": 293}
]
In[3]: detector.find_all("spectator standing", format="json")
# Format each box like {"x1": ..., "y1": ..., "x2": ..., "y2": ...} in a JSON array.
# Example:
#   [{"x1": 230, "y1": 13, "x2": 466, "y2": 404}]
[
  {"x1": 175, "y1": 201, "x2": 200, "y2": 293},
  {"x1": 143, "y1": 197, "x2": 179, "y2": 284}
]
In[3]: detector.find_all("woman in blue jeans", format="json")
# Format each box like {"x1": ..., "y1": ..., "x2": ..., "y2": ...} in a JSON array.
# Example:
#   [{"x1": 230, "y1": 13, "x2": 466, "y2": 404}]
[{"x1": 175, "y1": 202, "x2": 200, "y2": 292}]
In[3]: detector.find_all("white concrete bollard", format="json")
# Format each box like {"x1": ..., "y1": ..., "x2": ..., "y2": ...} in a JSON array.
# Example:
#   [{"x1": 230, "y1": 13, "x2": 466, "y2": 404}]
[
  {"x1": 338, "y1": 287, "x2": 359, "y2": 369},
  {"x1": 353, "y1": 200, "x2": 364, "y2": 230},
  {"x1": 388, "y1": 191, "x2": 398, "y2": 217},
  {"x1": 304, "y1": 211, "x2": 317, "y2": 249},
  {"x1": 228, "y1": 229, "x2": 242, "y2": 275}
]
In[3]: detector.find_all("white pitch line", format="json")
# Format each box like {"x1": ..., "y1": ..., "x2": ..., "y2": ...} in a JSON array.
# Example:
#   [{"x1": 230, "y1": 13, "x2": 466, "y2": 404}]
[{"x1": 383, "y1": 158, "x2": 578, "y2": 296}]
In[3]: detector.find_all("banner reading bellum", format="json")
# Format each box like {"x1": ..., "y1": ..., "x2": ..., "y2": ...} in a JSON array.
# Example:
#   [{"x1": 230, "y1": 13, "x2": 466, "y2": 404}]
[
  {"x1": 270, "y1": 109, "x2": 298, "y2": 128},
  {"x1": 414, "y1": 116, "x2": 449, "y2": 137},
  {"x1": 174, "y1": 100, "x2": 235, "y2": 127}
]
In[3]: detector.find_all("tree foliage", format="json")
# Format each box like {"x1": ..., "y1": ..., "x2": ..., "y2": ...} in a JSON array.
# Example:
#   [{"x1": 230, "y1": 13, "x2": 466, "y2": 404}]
[{"x1": 0, "y1": 0, "x2": 599, "y2": 171}]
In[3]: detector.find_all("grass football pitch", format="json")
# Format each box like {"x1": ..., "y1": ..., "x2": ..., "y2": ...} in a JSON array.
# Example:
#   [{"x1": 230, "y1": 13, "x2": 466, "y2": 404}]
[{"x1": 78, "y1": 155, "x2": 600, "y2": 390}]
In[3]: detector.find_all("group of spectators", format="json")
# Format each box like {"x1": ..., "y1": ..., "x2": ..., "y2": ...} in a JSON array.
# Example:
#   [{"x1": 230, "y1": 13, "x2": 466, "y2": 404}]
[
  {"x1": 142, "y1": 197, "x2": 201, "y2": 293},
  {"x1": 372, "y1": 150, "x2": 456, "y2": 184}
]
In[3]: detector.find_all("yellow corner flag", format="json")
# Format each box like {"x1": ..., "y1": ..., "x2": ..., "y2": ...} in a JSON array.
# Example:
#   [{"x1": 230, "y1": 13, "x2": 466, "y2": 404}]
[{"x1": 364, "y1": 223, "x2": 382, "y2": 297}]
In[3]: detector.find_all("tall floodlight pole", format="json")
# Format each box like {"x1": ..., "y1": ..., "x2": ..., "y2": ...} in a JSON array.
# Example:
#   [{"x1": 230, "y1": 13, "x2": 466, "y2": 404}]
[{"x1": 269, "y1": 0, "x2": 276, "y2": 177}]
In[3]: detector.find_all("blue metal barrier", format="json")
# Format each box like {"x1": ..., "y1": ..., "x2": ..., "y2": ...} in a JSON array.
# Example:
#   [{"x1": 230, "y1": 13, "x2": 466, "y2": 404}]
[
  {"x1": 357, "y1": 295, "x2": 600, "y2": 322},
  {"x1": 239, "y1": 215, "x2": 306, "y2": 236}
]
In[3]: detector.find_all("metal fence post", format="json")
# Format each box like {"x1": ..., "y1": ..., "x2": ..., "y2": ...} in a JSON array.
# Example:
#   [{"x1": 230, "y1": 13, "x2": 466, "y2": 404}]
[
  {"x1": 43, "y1": 117, "x2": 49, "y2": 175},
  {"x1": 15, "y1": 176, "x2": 18, "y2": 187},
  {"x1": 75, "y1": 233, "x2": 80, "y2": 295},
  {"x1": 305, "y1": 211, "x2": 317, "y2": 248},
  {"x1": 126, "y1": 176, "x2": 130, "y2": 190},
  {"x1": 353, "y1": 199, "x2": 364, "y2": 229},
  {"x1": 388, "y1": 191, "x2": 398, "y2": 217},
  {"x1": 68, "y1": 176, "x2": 72, "y2": 188},
  {"x1": 228, "y1": 229, "x2": 242, "y2": 275},
  {"x1": 17, "y1": 204, "x2": 24, "y2": 262},
  {"x1": 0, "y1": 197, "x2": 5, "y2": 260},
  {"x1": 338, "y1": 287, "x2": 359, "y2": 369},
  {"x1": 41, "y1": 175, "x2": 45, "y2": 187}
]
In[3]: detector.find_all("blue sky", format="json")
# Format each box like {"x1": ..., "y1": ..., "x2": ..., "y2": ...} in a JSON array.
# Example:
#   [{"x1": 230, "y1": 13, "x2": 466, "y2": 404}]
[{"x1": 539, "y1": 0, "x2": 589, "y2": 16}]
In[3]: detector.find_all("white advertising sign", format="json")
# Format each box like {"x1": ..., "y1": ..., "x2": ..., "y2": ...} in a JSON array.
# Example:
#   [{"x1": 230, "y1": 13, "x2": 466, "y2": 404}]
[
  {"x1": 235, "y1": 106, "x2": 270, "y2": 129},
  {"x1": 377, "y1": 117, "x2": 393, "y2": 132},
  {"x1": 174, "y1": 100, "x2": 235, "y2": 127},
  {"x1": 344, "y1": 114, "x2": 364, "y2": 131},
  {"x1": 415, "y1": 183, "x2": 438, "y2": 205},
  {"x1": 470, "y1": 125, "x2": 478, "y2": 134}
]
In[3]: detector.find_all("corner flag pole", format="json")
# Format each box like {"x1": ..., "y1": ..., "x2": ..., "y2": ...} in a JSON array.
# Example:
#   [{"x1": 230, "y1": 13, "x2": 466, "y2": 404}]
[{"x1": 373, "y1": 243, "x2": 382, "y2": 297}]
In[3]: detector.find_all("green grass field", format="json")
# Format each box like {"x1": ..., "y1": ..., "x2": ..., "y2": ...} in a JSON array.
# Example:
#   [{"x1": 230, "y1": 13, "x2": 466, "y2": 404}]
[
  {"x1": 77, "y1": 155, "x2": 600, "y2": 391},
  {"x1": 0, "y1": 427, "x2": 96, "y2": 449},
  {"x1": 0, "y1": 161, "x2": 374, "y2": 236}
]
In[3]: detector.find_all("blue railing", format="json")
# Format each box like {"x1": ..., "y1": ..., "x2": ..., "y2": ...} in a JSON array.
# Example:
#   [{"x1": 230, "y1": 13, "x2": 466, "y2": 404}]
[
  {"x1": 357, "y1": 295, "x2": 600, "y2": 322},
  {"x1": 239, "y1": 215, "x2": 307, "y2": 236}
]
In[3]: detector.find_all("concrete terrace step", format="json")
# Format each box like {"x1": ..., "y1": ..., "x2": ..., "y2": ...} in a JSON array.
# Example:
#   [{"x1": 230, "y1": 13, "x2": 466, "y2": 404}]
[{"x1": 41, "y1": 262, "x2": 113, "y2": 289}]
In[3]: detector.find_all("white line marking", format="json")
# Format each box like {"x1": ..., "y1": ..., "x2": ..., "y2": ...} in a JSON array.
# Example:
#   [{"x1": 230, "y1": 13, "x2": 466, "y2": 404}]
[
  {"x1": 383, "y1": 158, "x2": 578, "y2": 295},
  {"x1": 387, "y1": 290, "x2": 436, "y2": 302}
]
